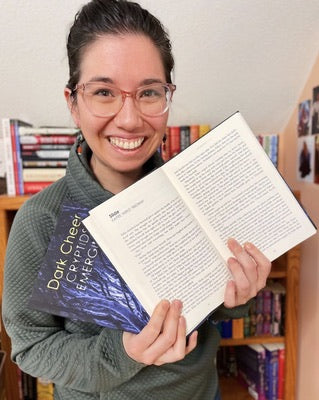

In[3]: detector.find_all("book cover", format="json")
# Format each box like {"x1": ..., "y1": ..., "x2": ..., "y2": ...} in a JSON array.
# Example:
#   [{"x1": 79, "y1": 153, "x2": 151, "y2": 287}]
[
  {"x1": 29, "y1": 202, "x2": 149, "y2": 334},
  {"x1": 83, "y1": 111, "x2": 316, "y2": 335}
]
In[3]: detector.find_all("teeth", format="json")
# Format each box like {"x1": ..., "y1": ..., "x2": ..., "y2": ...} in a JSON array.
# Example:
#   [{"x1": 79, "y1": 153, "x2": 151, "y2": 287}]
[{"x1": 109, "y1": 137, "x2": 144, "y2": 150}]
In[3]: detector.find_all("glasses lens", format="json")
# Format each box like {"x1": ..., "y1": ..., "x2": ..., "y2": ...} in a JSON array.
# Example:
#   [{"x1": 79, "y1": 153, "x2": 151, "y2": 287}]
[
  {"x1": 136, "y1": 84, "x2": 171, "y2": 116},
  {"x1": 83, "y1": 83, "x2": 122, "y2": 117}
]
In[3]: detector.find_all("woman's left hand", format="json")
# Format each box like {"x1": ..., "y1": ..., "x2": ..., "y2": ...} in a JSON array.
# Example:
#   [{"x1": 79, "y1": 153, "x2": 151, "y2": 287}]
[{"x1": 224, "y1": 238, "x2": 272, "y2": 308}]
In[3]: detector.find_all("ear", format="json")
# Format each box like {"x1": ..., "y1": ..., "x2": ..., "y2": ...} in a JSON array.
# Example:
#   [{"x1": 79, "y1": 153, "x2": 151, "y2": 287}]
[{"x1": 64, "y1": 88, "x2": 81, "y2": 128}]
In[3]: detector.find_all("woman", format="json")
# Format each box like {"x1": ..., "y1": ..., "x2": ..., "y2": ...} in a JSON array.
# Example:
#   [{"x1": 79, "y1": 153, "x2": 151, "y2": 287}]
[{"x1": 3, "y1": 1, "x2": 271, "y2": 399}]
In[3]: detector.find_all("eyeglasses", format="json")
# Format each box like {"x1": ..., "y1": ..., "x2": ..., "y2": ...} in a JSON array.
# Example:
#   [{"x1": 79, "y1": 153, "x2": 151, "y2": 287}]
[{"x1": 72, "y1": 82, "x2": 176, "y2": 118}]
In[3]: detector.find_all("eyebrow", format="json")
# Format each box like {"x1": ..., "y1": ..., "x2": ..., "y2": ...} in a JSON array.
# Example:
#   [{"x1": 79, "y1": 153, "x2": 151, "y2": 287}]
[{"x1": 87, "y1": 77, "x2": 165, "y2": 86}]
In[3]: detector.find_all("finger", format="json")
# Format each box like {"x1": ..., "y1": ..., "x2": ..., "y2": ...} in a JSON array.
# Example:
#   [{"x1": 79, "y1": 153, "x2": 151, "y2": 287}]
[
  {"x1": 154, "y1": 318, "x2": 197, "y2": 366},
  {"x1": 223, "y1": 279, "x2": 237, "y2": 308},
  {"x1": 227, "y1": 238, "x2": 257, "y2": 285},
  {"x1": 186, "y1": 329, "x2": 198, "y2": 354},
  {"x1": 135, "y1": 300, "x2": 170, "y2": 349},
  {"x1": 227, "y1": 256, "x2": 252, "y2": 301},
  {"x1": 143, "y1": 300, "x2": 182, "y2": 362},
  {"x1": 244, "y1": 242, "x2": 272, "y2": 290}
]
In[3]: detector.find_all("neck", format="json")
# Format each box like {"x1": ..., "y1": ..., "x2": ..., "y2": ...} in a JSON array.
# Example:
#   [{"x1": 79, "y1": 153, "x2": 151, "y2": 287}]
[{"x1": 90, "y1": 156, "x2": 143, "y2": 194}]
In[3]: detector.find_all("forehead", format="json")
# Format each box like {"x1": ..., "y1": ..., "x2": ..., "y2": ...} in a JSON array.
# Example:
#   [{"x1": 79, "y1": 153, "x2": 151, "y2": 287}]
[{"x1": 79, "y1": 33, "x2": 166, "y2": 85}]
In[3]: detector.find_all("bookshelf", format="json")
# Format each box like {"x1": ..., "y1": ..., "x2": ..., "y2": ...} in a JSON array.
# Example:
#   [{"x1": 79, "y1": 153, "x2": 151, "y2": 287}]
[
  {"x1": 0, "y1": 195, "x2": 300, "y2": 400},
  {"x1": 219, "y1": 244, "x2": 300, "y2": 400}
]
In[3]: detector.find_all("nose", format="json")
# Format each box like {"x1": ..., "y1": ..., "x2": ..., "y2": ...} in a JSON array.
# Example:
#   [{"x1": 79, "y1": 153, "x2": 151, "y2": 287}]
[{"x1": 113, "y1": 95, "x2": 143, "y2": 131}]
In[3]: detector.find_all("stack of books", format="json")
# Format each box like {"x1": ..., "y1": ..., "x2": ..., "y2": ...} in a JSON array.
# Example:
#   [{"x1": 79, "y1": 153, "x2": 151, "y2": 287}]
[
  {"x1": 217, "y1": 343, "x2": 285, "y2": 400},
  {"x1": 2, "y1": 118, "x2": 79, "y2": 195}
]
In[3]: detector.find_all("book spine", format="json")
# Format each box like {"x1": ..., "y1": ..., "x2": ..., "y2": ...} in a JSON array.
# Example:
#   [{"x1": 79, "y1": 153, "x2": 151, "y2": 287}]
[
  {"x1": 21, "y1": 144, "x2": 72, "y2": 151},
  {"x1": 199, "y1": 124, "x2": 211, "y2": 137},
  {"x1": 23, "y1": 160, "x2": 68, "y2": 168},
  {"x1": 180, "y1": 125, "x2": 190, "y2": 151},
  {"x1": 255, "y1": 291, "x2": 264, "y2": 335},
  {"x1": 23, "y1": 181, "x2": 53, "y2": 194},
  {"x1": 2, "y1": 118, "x2": 16, "y2": 195},
  {"x1": 19, "y1": 127, "x2": 78, "y2": 135},
  {"x1": 23, "y1": 168, "x2": 66, "y2": 182},
  {"x1": 190, "y1": 125, "x2": 199, "y2": 144},
  {"x1": 161, "y1": 127, "x2": 171, "y2": 162},
  {"x1": 262, "y1": 288, "x2": 272, "y2": 335},
  {"x1": 169, "y1": 126, "x2": 181, "y2": 157},
  {"x1": 10, "y1": 120, "x2": 20, "y2": 195},
  {"x1": 21, "y1": 150, "x2": 70, "y2": 160},
  {"x1": 14, "y1": 121, "x2": 25, "y2": 194},
  {"x1": 232, "y1": 318, "x2": 244, "y2": 339},
  {"x1": 220, "y1": 320, "x2": 232, "y2": 338},
  {"x1": 265, "y1": 348, "x2": 279, "y2": 400},
  {"x1": 36, "y1": 377, "x2": 54, "y2": 400},
  {"x1": 277, "y1": 347, "x2": 285, "y2": 400},
  {"x1": 19, "y1": 135, "x2": 76, "y2": 145}
]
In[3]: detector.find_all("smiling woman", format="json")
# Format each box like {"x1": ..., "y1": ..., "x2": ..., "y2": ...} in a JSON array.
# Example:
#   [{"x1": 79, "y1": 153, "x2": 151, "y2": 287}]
[{"x1": 2, "y1": 1, "x2": 271, "y2": 400}]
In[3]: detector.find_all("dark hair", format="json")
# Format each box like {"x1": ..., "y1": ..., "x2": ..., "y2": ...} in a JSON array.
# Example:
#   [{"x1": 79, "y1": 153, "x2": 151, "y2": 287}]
[{"x1": 66, "y1": 0, "x2": 174, "y2": 90}]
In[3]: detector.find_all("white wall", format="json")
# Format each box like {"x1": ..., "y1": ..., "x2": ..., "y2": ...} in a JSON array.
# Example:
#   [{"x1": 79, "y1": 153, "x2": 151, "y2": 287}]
[{"x1": 1, "y1": 0, "x2": 319, "y2": 132}]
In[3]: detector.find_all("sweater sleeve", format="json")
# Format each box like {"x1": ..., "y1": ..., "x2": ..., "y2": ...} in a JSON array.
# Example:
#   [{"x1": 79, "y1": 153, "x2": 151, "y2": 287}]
[{"x1": 2, "y1": 200, "x2": 144, "y2": 393}]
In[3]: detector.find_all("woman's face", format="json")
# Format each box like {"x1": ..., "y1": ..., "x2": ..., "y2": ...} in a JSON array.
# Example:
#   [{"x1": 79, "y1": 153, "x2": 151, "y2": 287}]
[{"x1": 65, "y1": 34, "x2": 169, "y2": 190}]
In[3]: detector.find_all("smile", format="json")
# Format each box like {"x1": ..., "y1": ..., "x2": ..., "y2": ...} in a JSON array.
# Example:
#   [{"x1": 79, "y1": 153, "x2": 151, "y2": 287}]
[{"x1": 109, "y1": 137, "x2": 145, "y2": 150}]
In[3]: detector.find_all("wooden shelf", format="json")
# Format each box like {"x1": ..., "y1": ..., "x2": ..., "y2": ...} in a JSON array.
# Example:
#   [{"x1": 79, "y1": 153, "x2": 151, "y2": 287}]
[
  {"x1": 219, "y1": 376, "x2": 255, "y2": 400},
  {"x1": 220, "y1": 335, "x2": 285, "y2": 347}
]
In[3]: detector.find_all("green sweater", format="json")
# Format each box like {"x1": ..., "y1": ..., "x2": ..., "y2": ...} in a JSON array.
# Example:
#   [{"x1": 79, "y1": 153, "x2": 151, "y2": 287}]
[{"x1": 3, "y1": 140, "x2": 248, "y2": 400}]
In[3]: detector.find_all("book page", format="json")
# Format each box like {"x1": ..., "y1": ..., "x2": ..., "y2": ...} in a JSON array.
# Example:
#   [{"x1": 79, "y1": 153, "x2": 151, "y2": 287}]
[
  {"x1": 164, "y1": 112, "x2": 316, "y2": 261},
  {"x1": 84, "y1": 168, "x2": 230, "y2": 334}
]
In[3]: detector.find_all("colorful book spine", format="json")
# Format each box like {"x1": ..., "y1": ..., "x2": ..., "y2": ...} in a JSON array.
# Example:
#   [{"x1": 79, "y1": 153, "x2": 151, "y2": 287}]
[
  {"x1": 232, "y1": 318, "x2": 244, "y2": 339},
  {"x1": 190, "y1": 125, "x2": 199, "y2": 144},
  {"x1": 19, "y1": 135, "x2": 76, "y2": 145},
  {"x1": 180, "y1": 125, "x2": 190, "y2": 151},
  {"x1": 169, "y1": 126, "x2": 181, "y2": 157},
  {"x1": 2, "y1": 118, "x2": 16, "y2": 195}
]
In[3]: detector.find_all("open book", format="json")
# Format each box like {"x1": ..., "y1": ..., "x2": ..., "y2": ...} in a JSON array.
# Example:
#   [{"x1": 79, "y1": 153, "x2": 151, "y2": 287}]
[{"x1": 83, "y1": 112, "x2": 316, "y2": 334}]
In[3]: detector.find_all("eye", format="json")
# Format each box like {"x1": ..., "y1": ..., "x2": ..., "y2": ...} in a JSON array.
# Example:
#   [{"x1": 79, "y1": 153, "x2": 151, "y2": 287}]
[
  {"x1": 139, "y1": 86, "x2": 164, "y2": 99},
  {"x1": 93, "y1": 87, "x2": 114, "y2": 97}
]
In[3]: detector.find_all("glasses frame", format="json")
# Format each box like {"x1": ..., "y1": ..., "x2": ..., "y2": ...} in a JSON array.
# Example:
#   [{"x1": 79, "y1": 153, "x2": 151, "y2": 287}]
[{"x1": 72, "y1": 82, "x2": 176, "y2": 118}]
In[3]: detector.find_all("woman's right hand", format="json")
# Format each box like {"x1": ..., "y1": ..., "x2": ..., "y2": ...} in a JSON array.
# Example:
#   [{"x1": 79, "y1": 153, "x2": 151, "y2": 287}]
[{"x1": 122, "y1": 300, "x2": 198, "y2": 366}]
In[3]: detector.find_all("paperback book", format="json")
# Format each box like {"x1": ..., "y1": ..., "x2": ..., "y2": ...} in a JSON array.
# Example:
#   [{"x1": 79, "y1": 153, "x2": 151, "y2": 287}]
[
  {"x1": 29, "y1": 202, "x2": 149, "y2": 333},
  {"x1": 82, "y1": 112, "x2": 316, "y2": 335}
]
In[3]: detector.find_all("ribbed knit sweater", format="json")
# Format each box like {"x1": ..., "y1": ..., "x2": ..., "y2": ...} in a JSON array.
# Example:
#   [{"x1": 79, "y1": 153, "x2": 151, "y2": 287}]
[{"x1": 3, "y1": 140, "x2": 249, "y2": 399}]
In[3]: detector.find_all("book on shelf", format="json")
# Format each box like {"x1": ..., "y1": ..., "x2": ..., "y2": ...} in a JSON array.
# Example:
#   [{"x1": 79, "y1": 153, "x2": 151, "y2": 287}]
[
  {"x1": 1, "y1": 118, "x2": 78, "y2": 195},
  {"x1": 19, "y1": 135, "x2": 77, "y2": 145},
  {"x1": 2, "y1": 118, "x2": 32, "y2": 195},
  {"x1": 22, "y1": 168, "x2": 66, "y2": 182},
  {"x1": 236, "y1": 344, "x2": 266, "y2": 400},
  {"x1": 18, "y1": 126, "x2": 79, "y2": 135},
  {"x1": 29, "y1": 202, "x2": 149, "y2": 334},
  {"x1": 81, "y1": 111, "x2": 316, "y2": 335},
  {"x1": 36, "y1": 377, "x2": 54, "y2": 400},
  {"x1": 263, "y1": 342, "x2": 285, "y2": 400},
  {"x1": 23, "y1": 181, "x2": 54, "y2": 194}
]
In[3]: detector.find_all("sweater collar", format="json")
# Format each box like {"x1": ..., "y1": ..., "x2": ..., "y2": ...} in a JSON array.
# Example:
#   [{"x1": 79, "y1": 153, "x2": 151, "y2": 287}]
[{"x1": 65, "y1": 138, "x2": 164, "y2": 209}]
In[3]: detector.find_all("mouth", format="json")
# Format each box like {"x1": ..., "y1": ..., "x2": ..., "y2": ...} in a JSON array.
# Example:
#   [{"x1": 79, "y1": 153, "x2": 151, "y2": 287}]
[{"x1": 108, "y1": 136, "x2": 145, "y2": 150}]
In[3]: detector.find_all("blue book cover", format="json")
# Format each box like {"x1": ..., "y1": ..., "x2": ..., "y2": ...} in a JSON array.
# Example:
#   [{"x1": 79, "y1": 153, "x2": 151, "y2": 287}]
[{"x1": 29, "y1": 201, "x2": 150, "y2": 333}]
